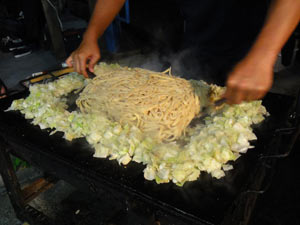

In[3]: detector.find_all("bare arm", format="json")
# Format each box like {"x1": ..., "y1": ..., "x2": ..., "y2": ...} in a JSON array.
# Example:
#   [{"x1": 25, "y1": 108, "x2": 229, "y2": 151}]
[
  {"x1": 225, "y1": 0, "x2": 300, "y2": 104},
  {"x1": 85, "y1": 0, "x2": 126, "y2": 43},
  {"x1": 66, "y1": 0, "x2": 126, "y2": 77}
]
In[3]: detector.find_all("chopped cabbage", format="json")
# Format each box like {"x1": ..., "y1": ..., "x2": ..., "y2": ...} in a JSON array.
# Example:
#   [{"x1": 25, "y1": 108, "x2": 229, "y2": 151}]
[{"x1": 7, "y1": 67, "x2": 269, "y2": 186}]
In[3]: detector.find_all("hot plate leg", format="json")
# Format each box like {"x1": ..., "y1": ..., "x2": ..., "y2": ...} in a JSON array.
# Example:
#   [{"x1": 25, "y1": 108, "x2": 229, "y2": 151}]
[
  {"x1": 0, "y1": 138, "x2": 55, "y2": 225},
  {"x1": 0, "y1": 139, "x2": 26, "y2": 220}
]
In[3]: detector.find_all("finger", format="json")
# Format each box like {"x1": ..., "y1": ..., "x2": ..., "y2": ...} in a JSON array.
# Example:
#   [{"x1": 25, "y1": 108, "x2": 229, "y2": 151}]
[
  {"x1": 256, "y1": 84, "x2": 270, "y2": 100},
  {"x1": 236, "y1": 89, "x2": 247, "y2": 104},
  {"x1": 223, "y1": 88, "x2": 231, "y2": 104},
  {"x1": 225, "y1": 84, "x2": 245, "y2": 105},
  {"x1": 231, "y1": 90, "x2": 244, "y2": 104},
  {"x1": 78, "y1": 55, "x2": 88, "y2": 78},
  {"x1": 65, "y1": 55, "x2": 73, "y2": 68},
  {"x1": 248, "y1": 89, "x2": 264, "y2": 101},
  {"x1": 252, "y1": 90, "x2": 266, "y2": 101},
  {"x1": 1, "y1": 86, "x2": 5, "y2": 94},
  {"x1": 88, "y1": 54, "x2": 100, "y2": 72},
  {"x1": 244, "y1": 94, "x2": 254, "y2": 102},
  {"x1": 0, "y1": 86, "x2": 6, "y2": 99},
  {"x1": 239, "y1": 87, "x2": 256, "y2": 104},
  {"x1": 246, "y1": 86, "x2": 267, "y2": 101},
  {"x1": 72, "y1": 54, "x2": 77, "y2": 72},
  {"x1": 224, "y1": 80, "x2": 239, "y2": 104},
  {"x1": 74, "y1": 54, "x2": 81, "y2": 75}
]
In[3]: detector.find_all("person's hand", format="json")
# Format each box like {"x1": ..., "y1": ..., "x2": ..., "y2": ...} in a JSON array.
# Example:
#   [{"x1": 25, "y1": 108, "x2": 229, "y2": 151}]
[
  {"x1": 66, "y1": 39, "x2": 100, "y2": 78},
  {"x1": 224, "y1": 56, "x2": 274, "y2": 104}
]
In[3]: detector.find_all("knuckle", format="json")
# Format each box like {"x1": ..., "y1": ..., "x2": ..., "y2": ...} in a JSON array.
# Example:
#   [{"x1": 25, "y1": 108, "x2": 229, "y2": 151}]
[
  {"x1": 71, "y1": 52, "x2": 78, "y2": 58},
  {"x1": 235, "y1": 83, "x2": 249, "y2": 91},
  {"x1": 257, "y1": 90, "x2": 267, "y2": 97},
  {"x1": 256, "y1": 86, "x2": 267, "y2": 92},
  {"x1": 227, "y1": 79, "x2": 240, "y2": 88},
  {"x1": 227, "y1": 79, "x2": 237, "y2": 86},
  {"x1": 237, "y1": 83, "x2": 247, "y2": 89},
  {"x1": 78, "y1": 54, "x2": 84, "y2": 59}
]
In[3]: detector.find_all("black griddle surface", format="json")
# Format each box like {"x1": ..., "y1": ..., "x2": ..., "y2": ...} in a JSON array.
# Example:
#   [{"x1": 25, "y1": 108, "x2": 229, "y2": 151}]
[{"x1": 0, "y1": 91, "x2": 293, "y2": 225}]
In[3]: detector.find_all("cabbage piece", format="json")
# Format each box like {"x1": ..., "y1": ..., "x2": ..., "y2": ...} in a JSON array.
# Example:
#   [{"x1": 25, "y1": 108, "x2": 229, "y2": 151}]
[{"x1": 8, "y1": 67, "x2": 269, "y2": 186}]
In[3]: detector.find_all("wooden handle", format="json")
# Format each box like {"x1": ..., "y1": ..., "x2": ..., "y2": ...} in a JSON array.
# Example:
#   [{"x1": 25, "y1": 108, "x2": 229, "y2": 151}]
[{"x1": 30, "y1": 67, "x2": 75, "y2": 84}]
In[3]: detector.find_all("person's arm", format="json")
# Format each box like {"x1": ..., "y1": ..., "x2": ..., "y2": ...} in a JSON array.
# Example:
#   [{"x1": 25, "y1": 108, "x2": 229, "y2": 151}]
[
  {"x1": 224, "y1": 0, "x2": 300, "y2": 104},
  {"x1": 66, "y1": 0, "x2": 126, "y2": 78}
]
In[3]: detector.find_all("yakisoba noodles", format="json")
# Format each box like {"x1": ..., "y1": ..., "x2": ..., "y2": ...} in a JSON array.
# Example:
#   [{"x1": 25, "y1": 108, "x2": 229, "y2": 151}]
[{"x1": 76, "y1": 64, "x2": 201, "y2": 142}]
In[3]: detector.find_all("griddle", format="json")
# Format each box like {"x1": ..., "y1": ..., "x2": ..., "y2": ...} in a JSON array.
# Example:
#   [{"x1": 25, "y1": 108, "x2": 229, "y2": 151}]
[{"x1": 0, "y1": 78, "x2": 297, "y2": 225}]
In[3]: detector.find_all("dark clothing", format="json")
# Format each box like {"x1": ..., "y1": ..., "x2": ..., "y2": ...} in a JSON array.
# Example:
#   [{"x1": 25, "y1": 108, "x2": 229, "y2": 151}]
[
  {"x1": 176, "y1": 0, "x2": 270, "y2": 83},
  {"x1": 0, "y1": 0, "x2": 21, "y2": 18},
  {"x1": 0, "y1": 0, "x2": 43, "y2": 45},
  {"x1": 21, "y1": 0, "x2": 44, "y2": 45}
]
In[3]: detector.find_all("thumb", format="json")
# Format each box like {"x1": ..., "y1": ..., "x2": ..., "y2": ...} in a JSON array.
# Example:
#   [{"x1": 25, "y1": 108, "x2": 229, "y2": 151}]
[{"x1": 65, "y1": 55, "x2": 73, "y2": 68}]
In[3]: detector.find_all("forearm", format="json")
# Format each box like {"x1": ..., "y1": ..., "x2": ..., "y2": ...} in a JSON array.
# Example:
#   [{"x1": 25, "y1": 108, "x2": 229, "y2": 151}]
[
  {"x1": 84, "y1": 0, "x2": 126, "y2": 42},
  {"x1": 225, "y1": 0, "x2": 300, "y2": 104},
  {"x1": 247, "y1": 0, "x2": 300, "y2": 64}
]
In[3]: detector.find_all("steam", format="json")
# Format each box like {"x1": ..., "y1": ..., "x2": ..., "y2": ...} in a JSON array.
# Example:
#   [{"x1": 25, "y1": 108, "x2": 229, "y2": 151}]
[{"x1": 115, "y1": 48, "x2": 215, "y2": 84}]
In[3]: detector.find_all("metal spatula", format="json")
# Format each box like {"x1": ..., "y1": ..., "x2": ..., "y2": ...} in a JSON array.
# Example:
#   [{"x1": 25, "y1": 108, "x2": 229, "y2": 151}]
[
  {"x1": 86, "y1": 70, "x2": 96, "y2": 79},
  {"x1": 190, "y1": 98, "x2": 227, "y2": 126},
  {"x1": 66, "y1": 69, "x2": 96, "y2": 111},
  {"x1": 200, "y1": 98, "x2": 227, "y2": 118}
]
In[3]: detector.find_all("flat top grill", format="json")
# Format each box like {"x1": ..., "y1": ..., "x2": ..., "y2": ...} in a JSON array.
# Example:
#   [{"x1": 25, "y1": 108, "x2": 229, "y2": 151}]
[{"x1": 0, "y1": 89, "x2": 294, "y2": 225}]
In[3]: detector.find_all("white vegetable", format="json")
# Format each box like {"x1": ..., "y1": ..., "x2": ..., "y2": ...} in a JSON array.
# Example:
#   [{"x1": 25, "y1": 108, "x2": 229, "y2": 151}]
[
  {"x1": 144, "y1": 166, "x2": 155, "y2": 181},
  {"x1": 8, "y1": 68, "x2": 269, "y2": 186},
  {"x1": 94, "y1": 144, "x2": 110, "y2": 158}
]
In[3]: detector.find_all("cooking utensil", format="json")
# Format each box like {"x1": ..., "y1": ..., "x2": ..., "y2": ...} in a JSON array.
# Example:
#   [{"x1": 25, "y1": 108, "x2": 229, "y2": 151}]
[
  {"x1": 66, "y1": 69, "x2": 96, "y2": 111},
  {"x1": 86, "y1": 70, "x2": 96, "y2": 79},
  {"x1": 29, "y1": 67, "x2": 75, "y2": 84},
  {"x1": 200, "y1": 97, "x2": 227, "y2": 118},
  {"x1": 190, "y1": 98, "x2": 227, "y2": 126}
]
